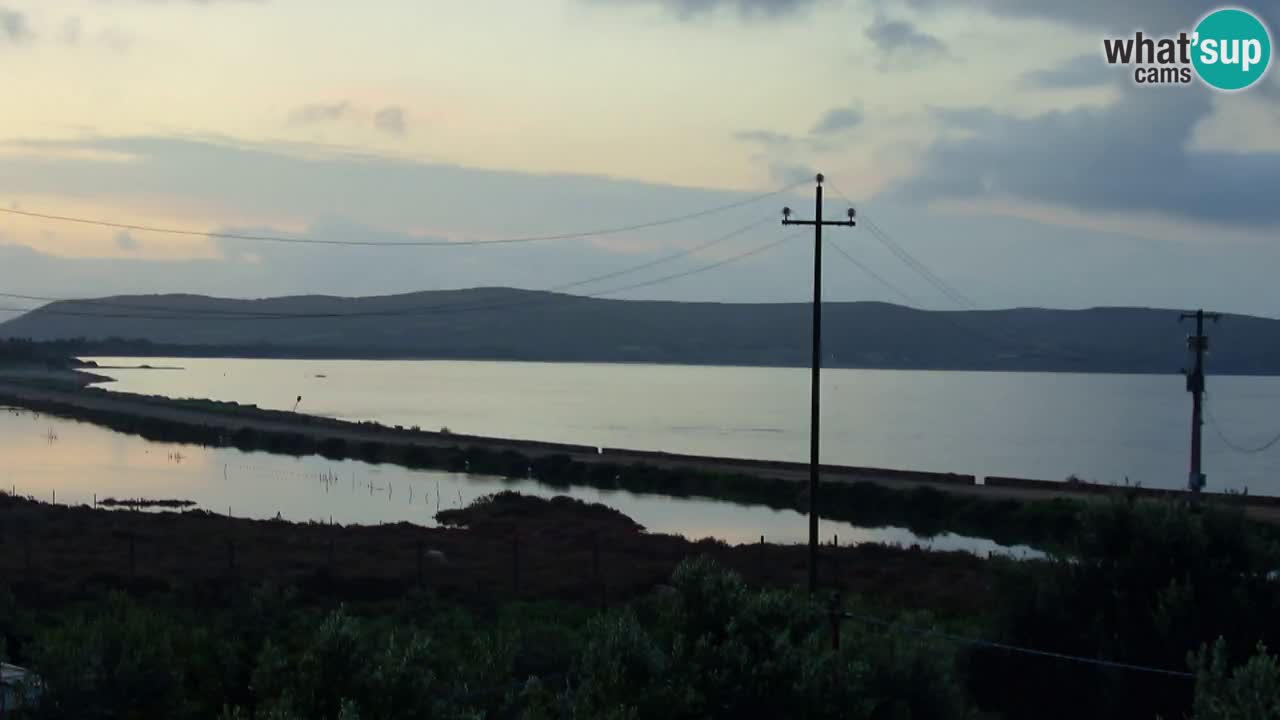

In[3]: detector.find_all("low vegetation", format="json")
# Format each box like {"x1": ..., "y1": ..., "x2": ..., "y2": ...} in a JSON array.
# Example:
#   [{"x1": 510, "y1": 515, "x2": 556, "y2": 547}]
[{"x1": 2, "y1": 495, "x2": 1279, "y2": 718}]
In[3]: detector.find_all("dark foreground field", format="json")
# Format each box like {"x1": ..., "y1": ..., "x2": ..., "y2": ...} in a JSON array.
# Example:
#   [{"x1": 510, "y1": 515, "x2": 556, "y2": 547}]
[
  {"x1": 4, "y1": 490, "x2": 1280, "y2": 719},
  {"x1": 0, "y1": 491, "x2": 995, "y2": 616}
]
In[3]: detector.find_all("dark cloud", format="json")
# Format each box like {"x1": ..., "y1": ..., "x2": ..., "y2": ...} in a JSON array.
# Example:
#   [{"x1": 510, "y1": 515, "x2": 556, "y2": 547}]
[
  {"x1": 810, "y1": 107, "x2": 862, "y2": 134},
  {"x1": 0, "y1": 6, "x2": 30, "y2": 43},
  {"x1": 288, "y1": 101, "x2": 351, "y2": 126},
  {"x1": 900, "y1": 85, "x2": 1280, "y2": 227},
  {"x1": 588, "y1": 0, "x2": 820, "y2": 20},
  {"x1": 1021, "y1": 54, "x2": 1108, "y2": 88},
  {"x1": 865, "y1": 17, "x2": 946, "y2": 55},
  {"x1": 374, "y1": 106, "x2": 408, "y2": 137},
  {"x1": 903, "y1": 0, "x2": 1274, "y2": 34}
]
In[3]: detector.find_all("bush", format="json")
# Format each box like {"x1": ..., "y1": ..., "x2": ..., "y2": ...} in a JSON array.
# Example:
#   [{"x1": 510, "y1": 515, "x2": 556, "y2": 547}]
[
  {"x1": 1191, "y1": 639, "x2": 1280, "y2": 720},
  {"x1": 28, "y1": 593, "x2": 226, "y2": 720},
  {"x1": 974, "y1": 498, "x2": 1280, "y2": 719},
  {"x1": 563, "y1": 556, "x2": 978, "y2": 720}
]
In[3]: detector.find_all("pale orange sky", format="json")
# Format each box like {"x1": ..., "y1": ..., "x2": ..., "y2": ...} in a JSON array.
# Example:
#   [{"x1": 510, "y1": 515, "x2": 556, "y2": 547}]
[{"x1": 0, "y1": 0, "x2": 1278, "y2": 313}]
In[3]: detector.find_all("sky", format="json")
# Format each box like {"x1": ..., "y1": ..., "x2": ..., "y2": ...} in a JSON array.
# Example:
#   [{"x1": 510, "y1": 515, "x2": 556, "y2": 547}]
[{"x1": 0, "y1": 0, "x2": 1278, "y2": 316}]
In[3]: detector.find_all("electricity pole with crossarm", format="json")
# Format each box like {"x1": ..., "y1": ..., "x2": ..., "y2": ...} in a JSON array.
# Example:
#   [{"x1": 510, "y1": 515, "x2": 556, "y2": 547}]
[
  {"x1": 783, "y1": 173, "x2": 856, "y2": 594},
  {"x1": 1180, "y1": 308, "x2": 1221, "y2": 494}
]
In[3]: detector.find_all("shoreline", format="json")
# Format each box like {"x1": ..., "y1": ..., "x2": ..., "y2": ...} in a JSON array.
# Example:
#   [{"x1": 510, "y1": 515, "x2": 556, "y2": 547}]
[
  {"x1": 2, "y1": 375, "x2": 1279, "y2": 543},
  {"x1": 77, "y1": 351, "x2": 1280, "y2": 377}
]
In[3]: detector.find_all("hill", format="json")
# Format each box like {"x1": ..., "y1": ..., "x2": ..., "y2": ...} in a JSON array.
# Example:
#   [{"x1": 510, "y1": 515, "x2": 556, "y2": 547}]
[{"x1": 2, "y1": 288, "x2": 1279, "y2": 374}]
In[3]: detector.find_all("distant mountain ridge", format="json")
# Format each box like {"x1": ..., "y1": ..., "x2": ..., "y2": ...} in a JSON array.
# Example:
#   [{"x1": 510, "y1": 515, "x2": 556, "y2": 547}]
[{"x1": 3, "y1": 288, "x2": 1279, "y2": 374}]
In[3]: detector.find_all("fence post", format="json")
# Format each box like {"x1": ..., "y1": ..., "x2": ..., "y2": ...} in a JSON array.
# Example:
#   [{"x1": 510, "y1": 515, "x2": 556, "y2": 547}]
[
  {"x1": 227, "y1": 539, "x2": 236, "y2": 574},
  {"x1": 830, "y1": 591, "x2": 842, "y2": 651},
  {"x1": 512, "y1": 533, "x2": 521, "y2": 597},
  {"x1": 328, "y1": 538, "x2": 335, "y2": 577},
  {"x1": 416, "y1": 540, "x2": 424, "y2": 588},
  {"x1": 129, "y1": 533, "x2": 136, "y2": 577},
  {"x1": 759, "y1": 535, "x2": 765, "y2": 581},
  {"x1": 593, "y1": 531, "x2": 604, "y2": 610}
]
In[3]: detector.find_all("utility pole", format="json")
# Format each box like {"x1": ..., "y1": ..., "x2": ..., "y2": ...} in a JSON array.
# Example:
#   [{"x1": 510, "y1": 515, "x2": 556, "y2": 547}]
[
  {"x1": 1180, "y1": 309, "x2": 1220, "y2": 493},
  {"x1": 782, "y1": 173, "x2": 855, "y2": 594}
]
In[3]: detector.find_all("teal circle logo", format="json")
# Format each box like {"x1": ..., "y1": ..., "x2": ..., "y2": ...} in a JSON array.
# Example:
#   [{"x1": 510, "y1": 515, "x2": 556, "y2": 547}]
[{"x1": 1192, "y1": 8, "x2": 1271, "y2": 91}]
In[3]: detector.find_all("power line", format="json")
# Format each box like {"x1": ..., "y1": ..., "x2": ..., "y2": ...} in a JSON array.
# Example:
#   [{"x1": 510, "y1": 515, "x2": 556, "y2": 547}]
[
  {"x1": 0, "y1": 217, "x2": 772, "y2": 321},
  {"x1": 588, "y1": 231, "x2": 796, "y2": 297},
  {"x1": 817, "y1": 181, "x2": 1062, "y2": 359},
  {"x1": 545, "y1": 217, "x2": 772, "y2": 293},
  {"x1": 863, "y1": 217, "x2": 977, "y2": 309},
  {"x1": 1205, "y1": 393, "x2": 1280, "y2": 454},
  {"x1": 824, "y1": 181, "x2": 976, "y2": 309},
  {"x1": 0, "y1": 225, "x2": 791, "y2": 324},
  {"x1": 0, "y1": 181, "x2": 802, "y2": 248},
  {"x1": 839, "y1": 611, "x2": 1195, "y2": 679},
  {"x1": 824, "y1": 239, "x2": 917, "y2": 306}
]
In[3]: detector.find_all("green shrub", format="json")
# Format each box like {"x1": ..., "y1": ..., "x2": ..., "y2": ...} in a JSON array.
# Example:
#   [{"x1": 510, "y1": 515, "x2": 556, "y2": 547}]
[{"x1": 1191, "y1": 639, "x2": 1280, "y2": 720}]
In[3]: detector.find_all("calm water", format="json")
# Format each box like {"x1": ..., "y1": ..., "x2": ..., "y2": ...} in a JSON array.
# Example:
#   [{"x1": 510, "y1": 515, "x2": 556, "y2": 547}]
[
  {"x1": 86, "y1": 357, "x2": 1280, "y2": 495},
  {"x1": 0, "y1": 407, "x2": 1034, "y2": 556}
]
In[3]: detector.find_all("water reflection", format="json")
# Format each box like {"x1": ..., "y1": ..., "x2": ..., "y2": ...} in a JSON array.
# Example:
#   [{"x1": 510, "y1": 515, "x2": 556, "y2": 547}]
[
  {"x1": 84, "y1": 357, "x2": 1280, "y2": 494},
  {"x1": 0, "y1": 407, "x2": 1039, "y2": 558}
]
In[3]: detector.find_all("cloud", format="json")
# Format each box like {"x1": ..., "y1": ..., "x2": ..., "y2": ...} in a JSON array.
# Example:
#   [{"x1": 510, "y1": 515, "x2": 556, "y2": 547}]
[
  {"x1": 289, "y1": 102, "x2": 411, "y2": 137},
  {"x1": 864, "y1": 17, "x2": 947, "y2": 70},
  {"x1": 899, "y1": 85, "x2": 1280, "y2": 227},
  {"x1": 0, "y1": 6, "x2": 30, "y2": 43},
  {"x1": 586, "y1": 0, "x2": 820, "y2": 20},
  {"x1": 903, "y1": 0, "x2": 1275, "y2": 35},
  {"x1": 810, "y1": 106, "x2": 862, "y2": 134},
  {"x1": 766, "y1": 160, "x2": 817, "y2": 186},
  {"x1": 4, "y1": 134, "x2": 1280, "y2": 312},
  {"x1": 865, "y1": 17, "x2": 945, "y2": 54},
  {"x1": 115, "y1": 231, "x2": 138, "y2": 251},
  {"x1": 55, "y1": 17, "x2": 134, "y2": 52},
  {"x1": 1021, "y1": 53, "x2": 1108, "y2": 88},
  {"x1": 374, "y1": 106, "x2": 408, "y2": 137},
  {"x1": 736, "y1": 107, "x2": 859, "y2": 186},
  {"x1": 733, "y1": 129, "x2": 796, "y2": 147},
  {"x1": 288, "y1": 101, "x2": 352, "y2": 126}
]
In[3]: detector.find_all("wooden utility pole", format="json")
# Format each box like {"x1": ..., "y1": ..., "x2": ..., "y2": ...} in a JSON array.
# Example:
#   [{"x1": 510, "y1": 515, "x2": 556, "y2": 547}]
[
  {"x1": 782, "y1": 173, "x2": 856, "y2": 593},
  {"x1": 1181, "y1": 309, "x2": 1220, "y2": 493}
]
